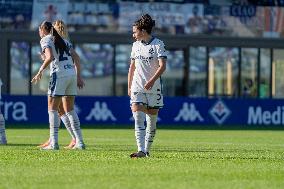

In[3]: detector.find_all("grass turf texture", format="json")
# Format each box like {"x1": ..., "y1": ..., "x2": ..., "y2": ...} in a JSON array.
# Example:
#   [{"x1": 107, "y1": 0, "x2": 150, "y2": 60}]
[{"x1": 0, "y1": 128, "x2": 283, "y2": 189}]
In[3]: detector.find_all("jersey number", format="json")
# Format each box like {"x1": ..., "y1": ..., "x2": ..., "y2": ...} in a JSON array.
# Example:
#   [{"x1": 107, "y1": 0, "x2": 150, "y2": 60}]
[{"x1": 59, "y1": 50, "x2": 71, "y2": 62}]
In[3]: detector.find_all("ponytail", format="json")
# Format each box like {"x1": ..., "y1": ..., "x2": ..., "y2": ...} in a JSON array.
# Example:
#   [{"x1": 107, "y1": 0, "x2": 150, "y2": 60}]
[
  {"x1": 40, "y1": 21, "x2": 69, "y2": 55},
  {"x1": 52, "y1": 27, "x2": 69, "y2": 54}
]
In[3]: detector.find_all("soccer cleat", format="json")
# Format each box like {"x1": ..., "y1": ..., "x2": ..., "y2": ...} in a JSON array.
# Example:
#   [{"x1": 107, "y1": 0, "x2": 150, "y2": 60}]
[
  {"x1": 146, "y1": 152, "x2": 150, "y2": 157},
  {"x1": 72, "y1": 142, "x2": 85, "y2": 150},
  {"x1": 64, "y1": 139, "x2": 76, "y2": 149},
  {"x1": 130, "y1": 151, "x2": 146, "y2": 158},
  {"x1": 37, "y1": 139, "x2": 50, "y2": 148},
  {"x1": 40, "y1": 143, "x2": 59, "y2": 150}
]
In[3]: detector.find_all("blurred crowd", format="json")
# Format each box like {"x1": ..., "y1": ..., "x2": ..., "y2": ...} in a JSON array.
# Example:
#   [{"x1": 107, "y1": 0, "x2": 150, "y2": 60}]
[{"x1": 1, "y1": 0, "x2": 284, "y2": 38}]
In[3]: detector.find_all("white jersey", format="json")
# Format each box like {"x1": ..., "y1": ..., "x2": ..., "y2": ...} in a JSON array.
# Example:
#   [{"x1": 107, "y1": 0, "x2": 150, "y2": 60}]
[
  {"x1": 40, "y1": 34, "x2": 76, "y2": 78},
  {"x1": 130, "y1": 37, "x2": 167, "y2": 94}
]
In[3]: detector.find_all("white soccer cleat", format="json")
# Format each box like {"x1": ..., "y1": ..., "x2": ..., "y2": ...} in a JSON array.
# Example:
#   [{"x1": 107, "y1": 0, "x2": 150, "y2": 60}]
[
  {"x1": 72, "y1": 142, "x2": 85, "y2": 150},
  {"x1": 40, "y1": 143, "x2": 59, "y2": 150}
]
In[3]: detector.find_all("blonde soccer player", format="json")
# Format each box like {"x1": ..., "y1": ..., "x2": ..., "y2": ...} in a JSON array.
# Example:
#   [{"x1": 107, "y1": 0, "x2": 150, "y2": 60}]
[
  {"x1": 0, "y1": 78, "x2": 7, "y2": 145},
  {"x1": 38, "y1": 20, "x2": 85, "y2": 149},
  {"x1": 32, "y1": 21, "x2": 85, "y2": 150},
  {"x1": 128, "y1": 14, "x2": 167, "y2": 158}
]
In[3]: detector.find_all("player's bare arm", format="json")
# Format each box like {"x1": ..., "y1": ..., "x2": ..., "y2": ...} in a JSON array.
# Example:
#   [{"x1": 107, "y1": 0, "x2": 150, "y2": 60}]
[
  {"x1": 70, "y1": 48, "x2": 85, "y2": 89},
  {"x1": 128, "y1": 59, "x2": 136, "y2": 96},
  {"x1": 31, "y1": 48, "x2": 54, "y2": 84}
]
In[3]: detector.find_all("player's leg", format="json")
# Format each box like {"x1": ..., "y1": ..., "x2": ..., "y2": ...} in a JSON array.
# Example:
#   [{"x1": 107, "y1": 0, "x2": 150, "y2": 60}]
[
  {"x1": 130, "y1": 93, "x2": 147, "y2": 158},
  {"x1": 37, "y1": 106, "x2": 65, "y2": 148},
  {"x1": 62, "y1": 96, "x2": 85, "y2": 150},
  {"x1": 42, "y1": 96, "x2": 61, "y2": 150},
  {"x1": 41, "y1": 74, "x2": 62, "y2": 150},
  {"x1": 144, "y1": 93, "x2": 163, "y2": 157},
  {"x1": 144, "y1": 109, "x2": 159, "y2": 157},
  {"x1": 0, "y1": 111, "x2": 7, "y2": 145},
  {"x1": 58, "y1": 102, "x2": 76, "y2": 149},
  {"x1": 62, "y1": 76, "x2": 85, "y2": 150}
]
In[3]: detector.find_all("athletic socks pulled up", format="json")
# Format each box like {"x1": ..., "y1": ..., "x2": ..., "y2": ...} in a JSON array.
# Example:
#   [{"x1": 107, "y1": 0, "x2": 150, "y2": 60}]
[
  {"x1": 133, "y1": 111, "x2": 146, "y2": 153},
  {"x1": 61, "y1": 114, "x2": 76, "y2": 140},
  {"x1": 145, "y1": 114, "x2": 157, "y2": 153},
  {"x1": 0, "y1": 113, "x2": 7, "y2": 144},
  {"x1": 66, "y1": 110, "x2": 84, "y2": 145},
  {"x1": 48, "y1": 110, "x2": 60, "y2": 146}
]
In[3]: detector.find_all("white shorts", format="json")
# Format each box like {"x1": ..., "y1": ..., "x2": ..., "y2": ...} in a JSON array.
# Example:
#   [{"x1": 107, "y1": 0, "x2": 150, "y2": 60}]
[
  {"x1": 130, "y1": 92, "x2": 163, "y2": 109},
  {"x1": 48, "y1": 74, "x2": 77, "y2": 97}
]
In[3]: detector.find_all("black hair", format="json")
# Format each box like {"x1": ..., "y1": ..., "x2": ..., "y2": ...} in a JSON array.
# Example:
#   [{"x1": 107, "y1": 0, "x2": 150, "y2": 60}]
[
  {"x1": 40, "y1": 21, "x2": 69, "y2": 56},
  {"x1": 133, "y1": 14, "x2": 155, "y2": 34}
]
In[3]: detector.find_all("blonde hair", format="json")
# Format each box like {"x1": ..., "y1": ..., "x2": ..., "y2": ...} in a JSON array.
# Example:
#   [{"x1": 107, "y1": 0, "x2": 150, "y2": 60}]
[{"x1": 53, "y1": 20, "x2": 69, "y2": 39}]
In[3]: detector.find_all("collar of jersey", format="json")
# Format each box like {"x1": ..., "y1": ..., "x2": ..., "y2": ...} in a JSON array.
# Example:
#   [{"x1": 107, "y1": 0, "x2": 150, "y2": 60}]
[
  {"x1": 40, "y1": 34, "x2": 52, "y2": 43},
  {"x1": 141, "y1": 37, "x2": 155, "y2": 45}
]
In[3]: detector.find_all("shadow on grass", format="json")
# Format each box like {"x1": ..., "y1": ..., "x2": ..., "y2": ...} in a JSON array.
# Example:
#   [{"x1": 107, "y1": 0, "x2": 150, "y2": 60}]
[{"x1": 2, "y1": 143, "x2": 40, "y2": 147}]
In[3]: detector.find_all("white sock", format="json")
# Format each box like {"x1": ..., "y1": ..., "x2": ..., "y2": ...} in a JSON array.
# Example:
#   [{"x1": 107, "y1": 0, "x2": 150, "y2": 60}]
[
  {"x1": 145, "y1": 114, "x2": 157, "y2": 153},
  {"x1": 61, "y1": 114, "x2": 75, "y2": 140},
  {"x1": 48, "y1": 110, "x2": 60, "y2": 145},
  {"x1": 133, "y1": 111, "x2": 146, "y2": 152},
  {"x1": 66, "y1": 110, "x2": 84, "y2": 144},
  {"x1": 0, "y1": 113, "x2": 7, "y2": 144}
]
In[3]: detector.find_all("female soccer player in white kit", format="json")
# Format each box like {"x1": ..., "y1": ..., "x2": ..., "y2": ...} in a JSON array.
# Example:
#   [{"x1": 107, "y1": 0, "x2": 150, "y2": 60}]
[
  {"x1": 38, "y1": 20, "x2": 85, "y2": 149},
  {"x1": 32, "y1": 21, "x2": 85, "y2": 150},
  {"x1": 128, "y1": 14, "x2": 167, "y2": 158},
  {"x1": 0, "y1": 78, "x2": 7, "y2": 145}
]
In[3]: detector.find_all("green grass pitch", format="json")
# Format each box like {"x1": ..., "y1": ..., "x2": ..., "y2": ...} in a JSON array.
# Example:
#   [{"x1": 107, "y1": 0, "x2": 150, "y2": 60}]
[{"x1": 0, "y1": 128, "x2": 283, "y2": 189}]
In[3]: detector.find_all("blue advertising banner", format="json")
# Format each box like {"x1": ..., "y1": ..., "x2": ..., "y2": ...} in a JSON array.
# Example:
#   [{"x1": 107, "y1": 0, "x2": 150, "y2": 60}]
[{"x1": 1, "y1": 95, "x2": 284, "y2": 126}]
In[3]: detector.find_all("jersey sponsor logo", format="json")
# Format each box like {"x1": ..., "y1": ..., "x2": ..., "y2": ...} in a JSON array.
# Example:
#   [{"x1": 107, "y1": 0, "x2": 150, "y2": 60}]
[
  {"x1": 209, "y1": 100, "x2": 231, "y2": 124},
  {"x1": 85, "y1": 101, "x2": 116, "y2": 121},
  {"x1": 63, "y1": 64, "x2": 74, "y2": 69},
  {"x1": 134, "y1": 55, "x2": 154, "y2": 65},
  {"x1": 174, "y1": 103, "x2": 204, "y2": 122},
  {"x1": 134, "y1": 55, "x2": 153, "y2": 60}
]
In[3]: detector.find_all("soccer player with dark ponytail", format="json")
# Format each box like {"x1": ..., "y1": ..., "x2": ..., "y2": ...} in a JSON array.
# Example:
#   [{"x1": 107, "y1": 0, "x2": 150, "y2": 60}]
[
  {"x1": 32, "y1": 21, "x2": 85, "y2": 150},
  {"x1": 37, "y1": 20, "x2": 85, "y2": 149}
]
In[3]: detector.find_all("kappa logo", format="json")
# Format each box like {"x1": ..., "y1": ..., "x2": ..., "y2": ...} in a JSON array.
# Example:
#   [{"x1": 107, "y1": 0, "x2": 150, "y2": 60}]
[
  {"x1": 85, "y1": 101, "x2": 116, "y2": 121},
  {"x1": 174, "y1": 103, "x2": 204, "y2": 122},
  {"x1": 209, "y1": 100, "x2": 231, "y2": 124}
]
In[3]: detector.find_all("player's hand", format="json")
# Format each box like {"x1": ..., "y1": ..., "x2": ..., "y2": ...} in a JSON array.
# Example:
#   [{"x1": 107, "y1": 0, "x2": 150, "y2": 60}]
[
  {"x1": 77, "y1": 76, "x2": 85, "y2": 89},
  {"x1": 31, "y1": 71, "x2": 42, "y2": 84},
  {"x1": 144, "y1": 80, "x2": 154, "y2": 90}
]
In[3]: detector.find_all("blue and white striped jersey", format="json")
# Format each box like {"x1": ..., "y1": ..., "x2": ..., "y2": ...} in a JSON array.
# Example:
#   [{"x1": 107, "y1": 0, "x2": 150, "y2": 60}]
[{"x1": 130, "y1": 37, "x2": 167, "y2": 94}]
